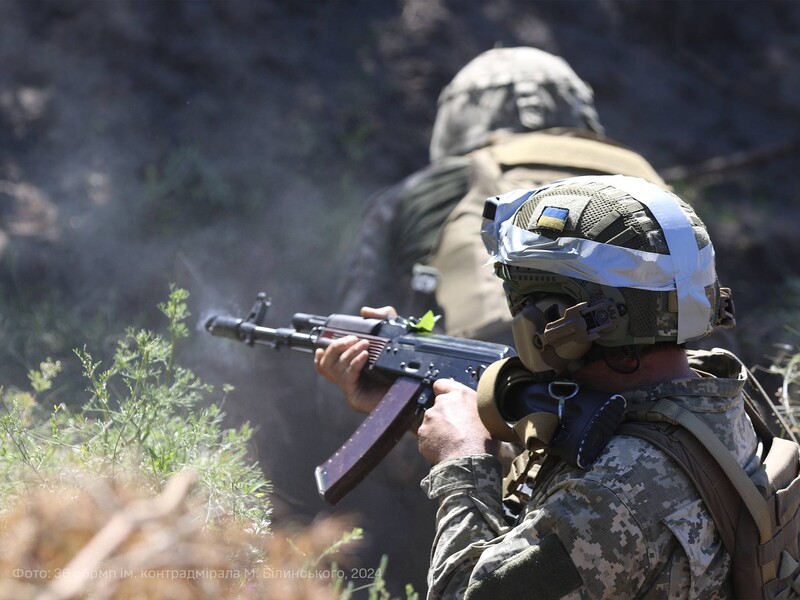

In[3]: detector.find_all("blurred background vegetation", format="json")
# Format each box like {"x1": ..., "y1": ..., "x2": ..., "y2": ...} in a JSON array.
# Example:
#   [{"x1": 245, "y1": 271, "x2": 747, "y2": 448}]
[{"x1": 1, "y1": 0, "x2": 799, "y2": 596}]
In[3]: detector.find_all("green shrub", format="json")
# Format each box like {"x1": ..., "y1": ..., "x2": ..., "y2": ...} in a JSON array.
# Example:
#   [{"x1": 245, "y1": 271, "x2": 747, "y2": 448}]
[{"x1": 0, "y1": 285, "x2": 270, "y2": 534}]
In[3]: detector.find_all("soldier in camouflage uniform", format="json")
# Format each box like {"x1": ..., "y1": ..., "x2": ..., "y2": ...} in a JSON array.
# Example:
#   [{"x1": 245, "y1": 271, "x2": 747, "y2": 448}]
[
  {"x1": 338, "y1": 47, "x2": 664, "y2": 344},
  {"x1": 316, "y1": 175, "x2": 756, "y2": 598}
]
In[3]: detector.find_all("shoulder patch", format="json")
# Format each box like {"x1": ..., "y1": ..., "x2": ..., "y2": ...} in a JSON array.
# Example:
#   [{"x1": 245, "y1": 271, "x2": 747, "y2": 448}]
[{"x1": 466, "y1": 533, "x2": 582, "y2": 600}]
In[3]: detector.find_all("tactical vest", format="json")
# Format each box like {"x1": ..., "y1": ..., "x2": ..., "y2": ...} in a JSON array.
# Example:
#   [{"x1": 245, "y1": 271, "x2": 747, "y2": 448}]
[
  {"x1": 622, "y1": 350, "x2": 800, "y2": 600},
  {"x1": 483, "y1": 349, "x2": 800, "y2": 600},
  {"x1": 426, "y1": 131, "x2": 666, "y2": 341}
]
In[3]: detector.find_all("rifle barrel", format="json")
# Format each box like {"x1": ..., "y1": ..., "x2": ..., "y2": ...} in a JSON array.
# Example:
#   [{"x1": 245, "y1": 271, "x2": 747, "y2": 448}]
[{"x1": 205, "y1": 314, "x2": 318, "y2": 351}]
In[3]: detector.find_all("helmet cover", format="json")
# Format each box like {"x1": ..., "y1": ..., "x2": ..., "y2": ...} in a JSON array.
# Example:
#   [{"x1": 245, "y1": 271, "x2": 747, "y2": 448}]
[
  {"x1": 430, "y1": 47, "x2": 604, "y2": 162},
  {"x1": 482, "y1": 175, "x2": 723, "y2": 349}
]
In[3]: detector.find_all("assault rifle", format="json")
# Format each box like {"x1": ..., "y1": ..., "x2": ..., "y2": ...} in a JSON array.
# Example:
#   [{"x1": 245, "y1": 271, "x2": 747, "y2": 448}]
[{"x1": 205, "y1": 293, "x2": 515, "y2": 504}]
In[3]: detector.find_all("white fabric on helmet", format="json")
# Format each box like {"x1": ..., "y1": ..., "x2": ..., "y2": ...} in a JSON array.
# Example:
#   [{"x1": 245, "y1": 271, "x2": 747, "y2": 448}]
[{"x1": 481, "y1": 176, "x2": 716, "y2": 343}]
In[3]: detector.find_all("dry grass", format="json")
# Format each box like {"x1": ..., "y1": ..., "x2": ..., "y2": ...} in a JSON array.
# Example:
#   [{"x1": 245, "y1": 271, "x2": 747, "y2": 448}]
[{"x1": 0, "y1": 471, "x2": 355, "y2": 600}]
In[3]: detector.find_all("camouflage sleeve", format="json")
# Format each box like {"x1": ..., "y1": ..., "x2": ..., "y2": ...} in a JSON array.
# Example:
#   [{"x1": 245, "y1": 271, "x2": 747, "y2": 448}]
[
  {"x1": 421, "y1": 457, "x2": 651, "y2": 600},
  {"x1": 420, "y1": 454, "x2": 511, "y2": 599}
]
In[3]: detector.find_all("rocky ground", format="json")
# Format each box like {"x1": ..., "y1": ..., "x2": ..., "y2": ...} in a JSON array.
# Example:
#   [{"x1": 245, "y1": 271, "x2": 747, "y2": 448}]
[{"x1": 1, "y1": 0, "x2": 799, "y2": 594}]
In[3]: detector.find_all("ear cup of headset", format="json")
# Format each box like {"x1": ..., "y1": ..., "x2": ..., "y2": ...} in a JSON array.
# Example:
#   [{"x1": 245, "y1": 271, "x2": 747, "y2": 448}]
[{"x1": 512, "y1": 296, "x2": 592, "y2": 374}]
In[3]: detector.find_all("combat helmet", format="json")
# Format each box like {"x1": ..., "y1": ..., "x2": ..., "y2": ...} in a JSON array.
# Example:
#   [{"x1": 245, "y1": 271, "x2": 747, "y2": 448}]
[
  {"x1": 429, "y1": 47, "x2": 604, "y2": 162},
  {"x1": 481, "y1": 175, "x2": 735, "y2": 373}
]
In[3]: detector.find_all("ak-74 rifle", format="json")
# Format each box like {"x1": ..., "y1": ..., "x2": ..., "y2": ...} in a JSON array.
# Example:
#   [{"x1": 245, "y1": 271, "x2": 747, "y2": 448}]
[{"x1": 205, "y1": 293, "x2": 515, "y2": 505}]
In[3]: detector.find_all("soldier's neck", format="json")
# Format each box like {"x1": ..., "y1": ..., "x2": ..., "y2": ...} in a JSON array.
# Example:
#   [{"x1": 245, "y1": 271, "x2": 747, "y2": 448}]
[{"x1": 572, "y1": 345, "x2": 698, "y2": 393}]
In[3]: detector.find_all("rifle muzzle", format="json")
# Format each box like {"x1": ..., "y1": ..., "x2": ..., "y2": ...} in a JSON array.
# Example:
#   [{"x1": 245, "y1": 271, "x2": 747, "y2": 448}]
[{"x1": 204, "y1": 315, "x2": 245, "y2": 340}]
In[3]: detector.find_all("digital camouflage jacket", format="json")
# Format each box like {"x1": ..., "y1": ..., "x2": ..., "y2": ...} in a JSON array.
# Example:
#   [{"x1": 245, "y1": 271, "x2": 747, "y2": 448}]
[{"x1": 421, "y1": 367, "x2": 761, "y2": 599}]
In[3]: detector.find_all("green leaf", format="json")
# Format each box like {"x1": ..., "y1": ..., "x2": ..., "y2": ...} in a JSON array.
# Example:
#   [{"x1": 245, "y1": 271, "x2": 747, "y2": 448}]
[{"x1": 409, "y1": 310, "x2": 439, "y2": 333}]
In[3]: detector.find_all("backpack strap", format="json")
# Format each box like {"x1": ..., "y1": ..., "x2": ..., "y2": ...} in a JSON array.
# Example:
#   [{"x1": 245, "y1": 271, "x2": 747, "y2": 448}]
[
  {"x1": 618, "y1": 415, "x2": 787, "y2": 599},
  {"x1": 487, "y1": 131, "x2": 667, "y2": 186},
  {"x1": 629, "y1": 398, "x2": 772, "y2": 545},
  {"x1": 617, "y1": 420, "x2": 741, "y2": 558},
  {"x1": 625, "y1": 398, "x2": 792, "y2": 599}
]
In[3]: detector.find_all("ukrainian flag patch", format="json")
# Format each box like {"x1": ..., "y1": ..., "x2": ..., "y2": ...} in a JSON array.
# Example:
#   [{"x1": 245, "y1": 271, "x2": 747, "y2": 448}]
[{"x1": 537, "y1": 206, "x2": 569, "y2": 231}]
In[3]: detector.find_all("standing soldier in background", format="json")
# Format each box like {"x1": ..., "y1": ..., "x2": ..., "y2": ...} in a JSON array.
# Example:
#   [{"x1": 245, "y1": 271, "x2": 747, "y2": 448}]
[{"x1": 338, "y1": 47, "x2": 666, "y2": 344}]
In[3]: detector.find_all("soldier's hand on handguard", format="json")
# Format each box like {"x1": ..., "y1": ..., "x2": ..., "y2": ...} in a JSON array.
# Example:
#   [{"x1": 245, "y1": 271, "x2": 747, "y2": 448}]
[
  {"x1": 313, "y1": 306, "x2": 397, "y2": 414},
  {"x1": 417, "y1": 379, "x2": 496, "y2": 465}
]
